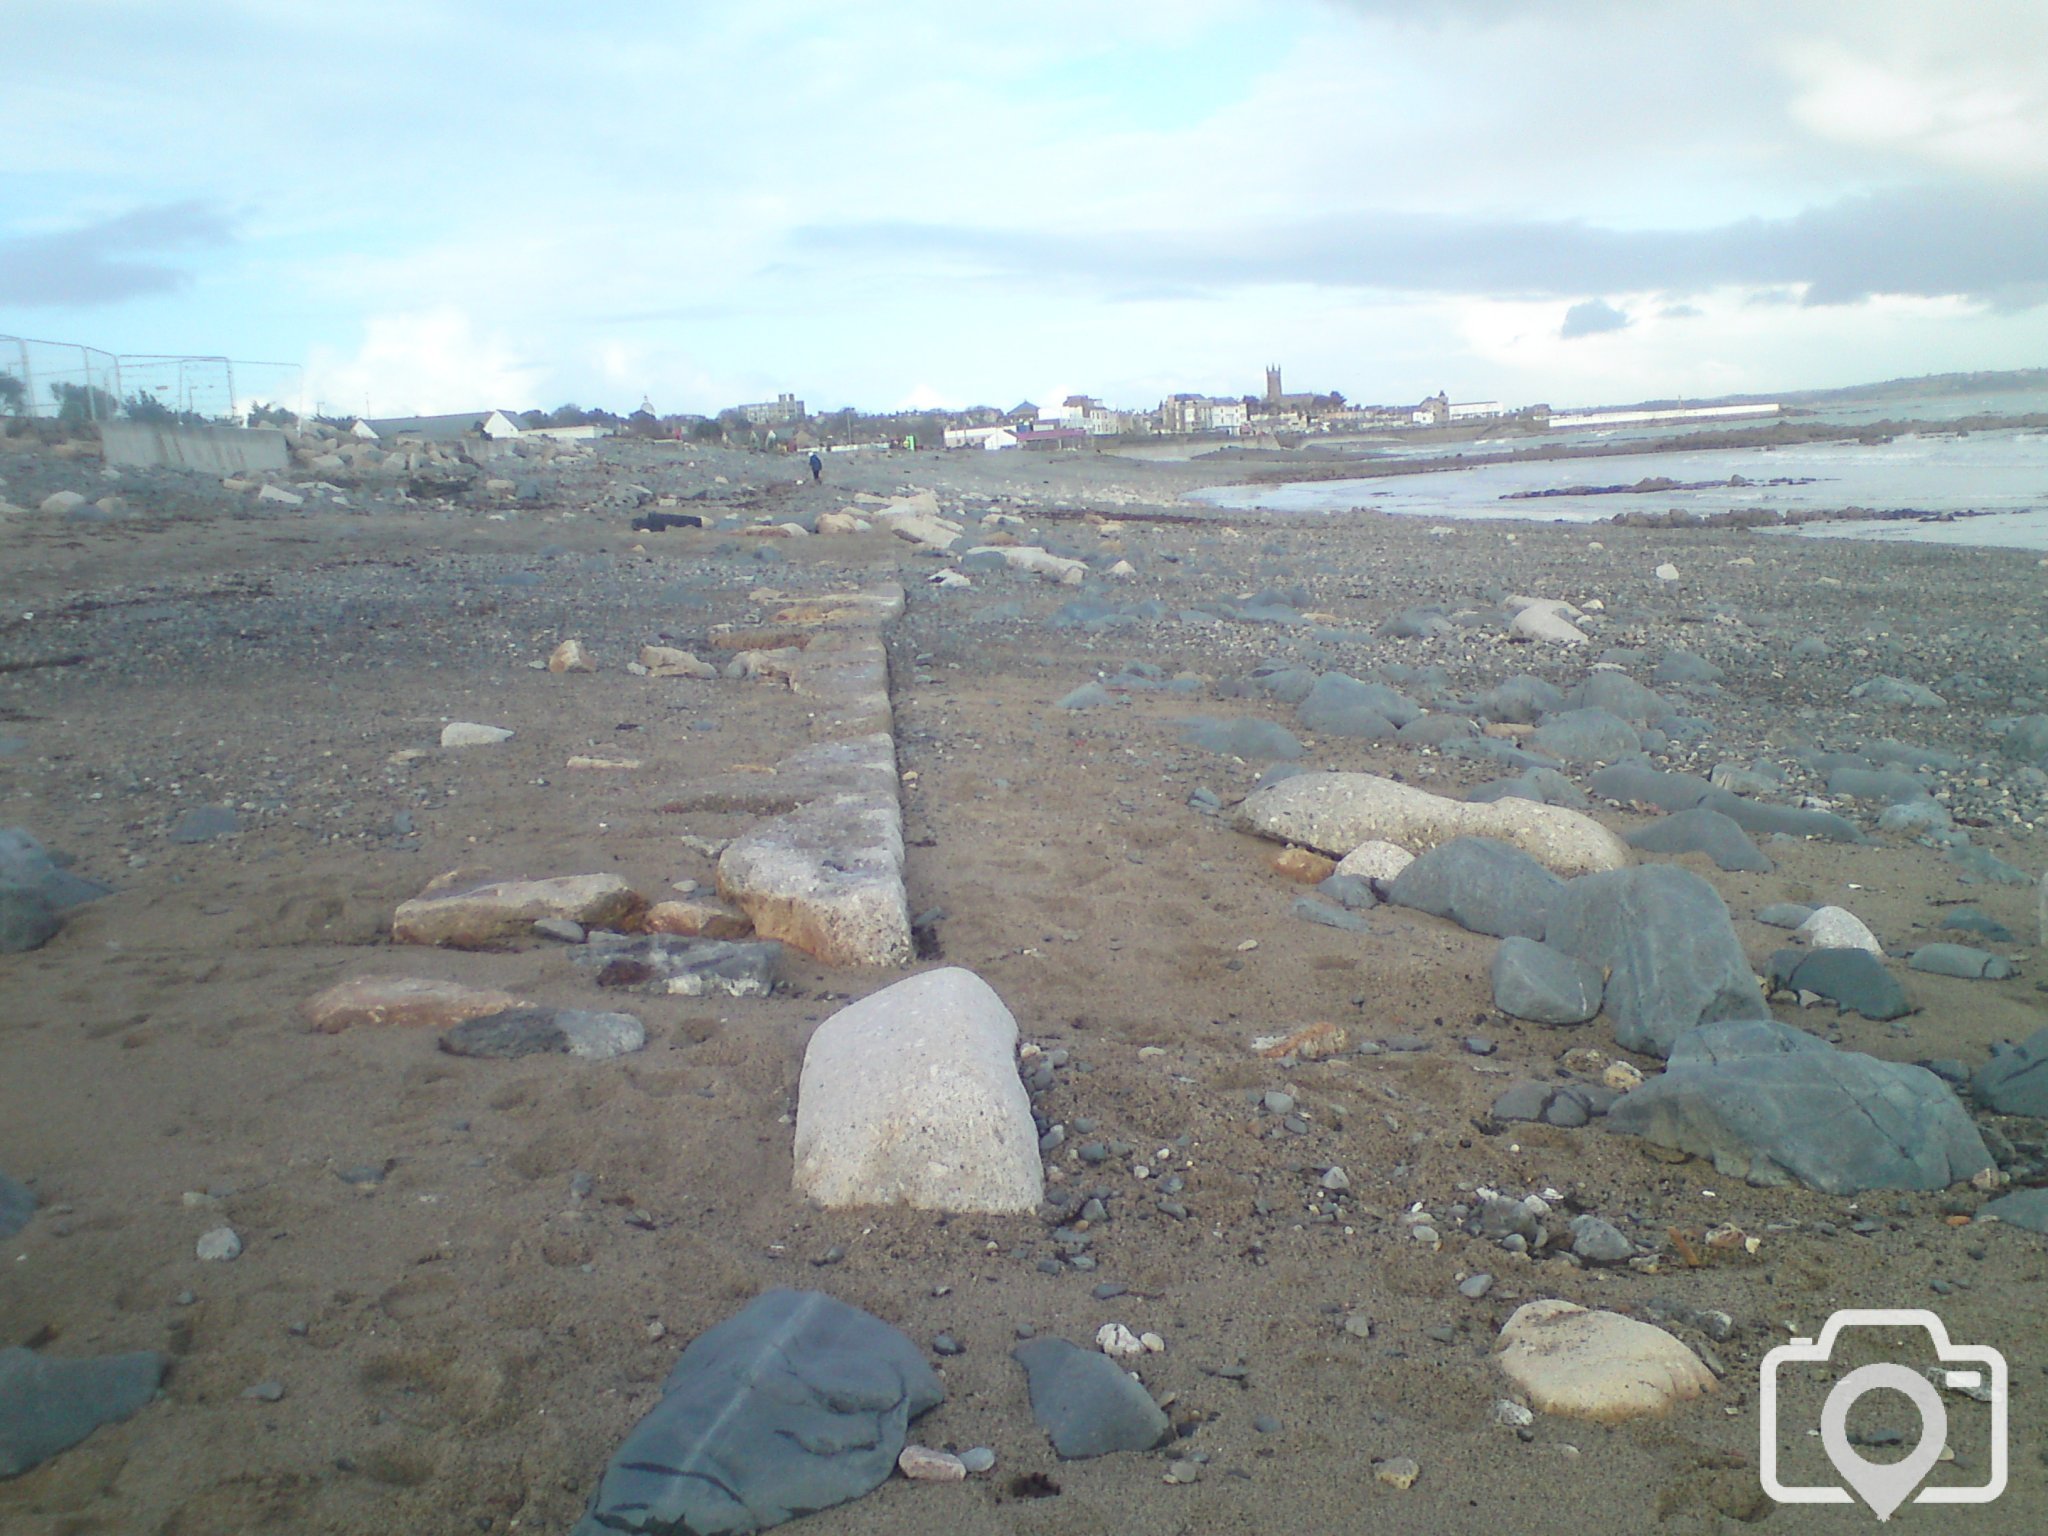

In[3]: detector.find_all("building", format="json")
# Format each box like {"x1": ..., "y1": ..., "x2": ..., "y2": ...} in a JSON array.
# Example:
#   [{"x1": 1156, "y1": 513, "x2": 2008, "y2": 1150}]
[
  {"x1": 358, "y1": 409, "x2": 522, "y2": 442},
  {"x1": 943, "y1": 425, "x2": 1020, "y2": 450},
  {"x1": 1160, "y1": 393, "x2": 1248, "y2": 435},
  {"x1": 738, "y1": 393, "x2": 805, "y2": 427},
  {"x1": 1410, "y1": 392, "x2": 1449, "y2": 427},
  {"x1": 1257, "y1": 365, "x2": 1333, "y2": 417}
]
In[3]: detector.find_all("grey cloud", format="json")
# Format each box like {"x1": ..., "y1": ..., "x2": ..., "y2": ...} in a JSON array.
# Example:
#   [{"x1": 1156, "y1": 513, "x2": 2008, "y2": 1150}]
[
  {"x1": 791, "y1": 183, "x2": 2048, "y2": 309},
  {"x1": 1660, "y1": 303, "x2": 1703, "y2": 319},
  {"x1": 0, "y1": 201, "x2": 232, "y2": 307},
  {"x1": 1561, "y1": 299, "x2": 1629, "y2": 339}
]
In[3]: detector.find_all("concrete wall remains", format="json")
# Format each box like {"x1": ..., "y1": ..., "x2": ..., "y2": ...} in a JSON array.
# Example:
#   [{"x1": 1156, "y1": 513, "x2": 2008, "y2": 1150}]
[{"x1": 101, "y1": 421, "x2": 290, "y2": 475}]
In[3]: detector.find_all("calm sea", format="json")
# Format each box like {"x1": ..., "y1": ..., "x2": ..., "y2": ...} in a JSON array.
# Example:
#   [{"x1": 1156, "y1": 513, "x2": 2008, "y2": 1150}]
[{"x1": 1194, "y1": 391, "x2": 2048, "y2": 552}]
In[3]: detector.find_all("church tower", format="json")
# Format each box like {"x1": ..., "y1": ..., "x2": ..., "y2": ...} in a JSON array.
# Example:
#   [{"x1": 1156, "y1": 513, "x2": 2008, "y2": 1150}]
[{"x1": 1265, "y1": 365, "x2": 1282, "y2": 402}]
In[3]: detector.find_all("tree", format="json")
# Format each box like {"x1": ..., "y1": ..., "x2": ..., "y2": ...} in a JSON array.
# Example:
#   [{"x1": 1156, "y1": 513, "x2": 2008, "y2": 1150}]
[
  {"x1": 248, "y1": 401, "x2": 298, "y2": 427},
  {"x1": 0, "y1": 372, "x2": 24, "y2": 415},
  {"x1": 688, "y1": 417, "x2": 722, "y2": 442},
  {"x1": 124, "y1": 392, "x2": 177, "y2": 424},
  {"x1": 547, "y1": 403, "x2": 590, "y2": 427},
  {"x1": 50, "y1": 381, "x2": 120, "y2": 424}
]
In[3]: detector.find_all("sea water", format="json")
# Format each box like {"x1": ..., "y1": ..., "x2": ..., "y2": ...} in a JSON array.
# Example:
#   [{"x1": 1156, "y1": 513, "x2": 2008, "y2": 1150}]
[{"x1": 1194, "y1": 423, "x2": 2048, "y2": 552}]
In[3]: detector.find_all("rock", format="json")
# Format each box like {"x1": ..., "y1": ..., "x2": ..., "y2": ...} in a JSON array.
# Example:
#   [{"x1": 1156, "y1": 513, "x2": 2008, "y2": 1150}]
[
  {"x1": 1317, "y1": 873, "x2": 1377, "y2": 910},
  {"x1": 1178, "y1": 715, "x2": 1304, "y2": 760},
  {"x1": 439, "y1": 1007, "x2": 645, "y2": 1060},
  {"x1": 1233, "y1": 772, "x2": 1629, "y2": 878},
  {"x1": 645, "y1": 896, "x2": 753, "y2": 940},
  {"x1": 1476, "y1": 675, "x2": 1565, "y2": 724},
  {"x1": 256, "y1": 483, "x2": 304, "y2": 507},
  {"x1": 548, "y1": 639, "x2": 597, "y2": 673},
  {"x1": 1978, "y1": 1187, "x2": 2048, "y2": 1233},
  {"x1": 1850, "y1": 675, "x2": 1945, "y2": 709},
  {"x1": 579, "y1": 935, "x2": 781, "y2": 998},
  {"x1": 393, "y1": 873, "x2": 646, "y2": 948},
  {"x1": 1568, "y1": 672, "x2": 1671, "y2": 724},
  {"x1": 794, "y1": 968, "x2": 1042, "y2": 1214},
  {"x1": 1335, "y1": 840, "x2": 1414, "y2": 883},
  {"x1": 1625, "y1": 809, "x2": 1771, "y2": 873},
  {"x1": 959, "y1": 1446, "x2": 995, "y2": 1474},
  {"x1": 571, "y1": 1289, "x2": 942, "y2": 1536},
  {"x1": 1796, "y1": 906, "x2": 1883, "y2": 956},
  {"x1": 1509, "y1": 605, "x2": 1588, "y2": 644},
  {"x1": 1490, "y1": 936, "x2": 1604, "y2": 1024},
  {"x1": 1908, "y1": 944, "x2": 2016, "y2": 980},
  {"x1": 534, "y1": 916, "x2": 586, "y2": 943},
  {"x1": 1756, "y1": 903, "x2": 1815, "y2": 929},
  {"x1": 0, "y1": 1174, "x2": 34, "y2": 1239},
  {"x1": 718, "y1": 787, "x2": 911, "y2": 969},
  {"x1": 1654, "y1": 562, "x2": 1681, "y2": 582},
  {"x1": 1386, "y1": 836, "x2": 1564, "y2": 940},
  {"x1": 898, "y1": 1445, "x2": 967, "y2": 1481},
  {"x1": 39, "y1": 491, "x2": 87, "y2": 514},
  {"x1": 1056, "y1": 683, "x2": 1112, "y2": 710},
  {"x1": 1494, "y1": 1300, "x2": 1715, "y2": 1422},
  {"x1": 1766, "y1": 948, "x2": 1910, "y2": 1021},
  {"x1": 168, "y1": 804, "x2": 240, "y2": 844},
  {"x1": 1012, "y1": 1336, "x2": 1171, "y2": 1458},
  {"x1": 1271, "y1": 847, "x2": 1337, "y2": 884},
  {"x1": 1297, "y1": 673, "x2": 1417, "y2": 736},
  {"x1": 1530, "y1": 708, "x2": 1641, "y2": 765},
  {"x1": 968, "y1": 545, "x2": 1086, "y2": 583},
  {"x1": 1292, "y1": 896, "x2": 1370, "y2": 932},
  {"x1": 1973, "y1": 1027, "x2": 2048, "y2": 1116},
  {"x1": 1940, "y1": 907, "x2": 2014, "y2": 944},
  {"x1": 302, "y1": 974, "x2": 525, "y2": 1033},
  {"x1": 1607, "y1": 1020, "x2": 1993, "y2": 1193},
  {"x1": 1096, "y1": 1323, "x2": 1144, "y2": 1359},
  {"x1": 1654, "y1": 650, "x2": 1724, "y2": 686},
  {"x1": 195, "y1": 1227, "x2": 242, "y2": 1262},
  {"x1": 0, "y1": 1347, "x2": 167, "y2": 1477},
  {"x1": 1491, "y1": 1080, "x2": 1557, "y2": 1122},
  {"x1": 0, "y1": 827, "x2": 109, "y2": 954},
  {"x1": 639, "y1": 644, "x2": 717, "y2": 678},
  {"x1": 1568, "y1": 1215, "x2": 1634, "y2": 1264},
  {"x1": 1543, "y1": 865, "x2": 1767, "y2": 1057},
  {"x1": 1373, "y1": 1456, "x2": 1421, "y2": 1490},
  {"x1": 439, "y1": 721, "x2": 513, "y2": 747}
]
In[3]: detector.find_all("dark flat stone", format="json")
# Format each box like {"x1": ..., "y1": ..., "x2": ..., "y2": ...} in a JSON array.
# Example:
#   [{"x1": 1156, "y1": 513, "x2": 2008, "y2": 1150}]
[
  {"x1": 0, "y1": 1347, "x2": 166, "y2": 1477},
  {"x1": 1013, "y1": 1336, "x2": 1171, "y2": 1459}
]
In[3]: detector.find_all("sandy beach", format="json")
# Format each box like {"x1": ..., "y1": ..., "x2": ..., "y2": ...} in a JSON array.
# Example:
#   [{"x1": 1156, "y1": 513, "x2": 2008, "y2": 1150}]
[{"x1": 3, "y1": 432, "x2": 2044, "y2": 1535}]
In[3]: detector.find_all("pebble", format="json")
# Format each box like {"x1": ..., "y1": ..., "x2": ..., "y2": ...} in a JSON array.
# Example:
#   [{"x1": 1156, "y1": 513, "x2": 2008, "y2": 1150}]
[
  {"x1": 195, "y1": 1227, "x2": 243, "y2": 1262},
  {"x1": 960, "y1": 1446, "x2": 996, "y2": 1474},
  {"x1": 1096, "y1": 1323, "x2": 1144, "y2": 1358},
  {"x1": 897, "y1": 1445, "x2": 967, "y2": 1481},
  {"x1": 1374, "y1": 1456, "x2": 1420, "y2": 1490},
  {"x1": 1165, "y1": 1459, "x2": 1202, "y2": 1485},
  {"x1": 932, "y1": 1334, "x2": 964, "y2": 1356},
  {"x1": 1320, "y1": 1166, "x2": 1350, "y2": 1192},
  {"x1": 1262, "y1": 1091, "x2": 1295, "y2": 1115},
  {"x1": 241, "y1": 1380, "x2": 286, "y2": 1402},
  {"x1": 1490, "y1": 1399, "x2": 1535, "y2": 1429},
  {"x1": 1459, "y1": 1273, "x2": 1495, "y2": 1300},
  {"x1": 1253, "y1": 1414, "x2": 1283, "y2": 1434},
  {"x1": 1091, "y1": 1282, "x2": 1128, "y2": 1300},
  {"x1": 533, "y1": 917, "x2": 586, "y2": 943}
]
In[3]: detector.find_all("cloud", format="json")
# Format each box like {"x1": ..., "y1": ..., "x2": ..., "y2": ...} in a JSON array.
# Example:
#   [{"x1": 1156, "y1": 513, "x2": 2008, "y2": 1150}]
[
  {"x1": 304, "y1": 307, "x2": 547, "y2": 417},
  {"x1": 0, "y1": 201, "x2": 232, "y2": 307},
  {"x1": 1660, "y1": 303, "x2": 1703, "y2": 319},
  {"x1": 792, "y1": 181, "x2": 2048, "y2": 310},
  {"x1": 1561, "y1": 299, "x2": 1630, "y2": 339}
]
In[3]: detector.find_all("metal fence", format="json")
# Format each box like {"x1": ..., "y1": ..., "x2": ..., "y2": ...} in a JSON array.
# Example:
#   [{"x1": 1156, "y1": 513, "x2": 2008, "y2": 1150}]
[{"x1": 0, "y1": 334, "x2": 303, "y2": 424}]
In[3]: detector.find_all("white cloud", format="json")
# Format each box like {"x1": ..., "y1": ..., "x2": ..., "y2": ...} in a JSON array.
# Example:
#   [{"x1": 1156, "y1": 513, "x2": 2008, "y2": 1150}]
[{"x1": 304, "y1": 307, "x2": 546, "y2": 417}]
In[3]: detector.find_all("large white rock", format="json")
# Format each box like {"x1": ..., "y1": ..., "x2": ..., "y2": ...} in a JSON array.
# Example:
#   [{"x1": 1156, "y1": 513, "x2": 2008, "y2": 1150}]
[
  {"x1": 964, "y1": 545, "x2": 1087, "y2": 585},
  {"x1": 718, "y1": 791, "x2": 911, "y2": 967},
  {"x1": 393, "y1": 874, "x2": 646, "y2": 949},
  {"x1": 793, "y1": 967, "x2": 1043, "y2": 1213},
  {"x1": 1234, "y1": 773, "x2": 1630, "y2": 878},
  {"x1": 1508, "y1": 601, "x2": 1589, "y2": 645},
  {"x1": 441, "y1": 721, "x2": 513, "y2": 747},
  {"x1": 1796, "y1": 905, "x2": 1883, "y2": 956},
  {"x1": 1494, "y1": 1299, "x2": 1716, "y2": 1422}
]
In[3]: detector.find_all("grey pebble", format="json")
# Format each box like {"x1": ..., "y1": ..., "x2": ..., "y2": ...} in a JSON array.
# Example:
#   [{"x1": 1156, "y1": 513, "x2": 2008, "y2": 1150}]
[
  {"x1": 960, "y1": 1446, "x2": 996, "y2": 1474},
  {"x1": 241, "y1": 1380, "x2": 286, "y2": 1402},
  {"x1": 1253, "y1": 1414, "x2": 1283, "y2": 1434},
  {"x1": 1459, "y1": 1274, "x2": 1495, "y2": 1300},
  {"x1": 932, "y1": 1334, "x2": 964, "y2": 1356}
]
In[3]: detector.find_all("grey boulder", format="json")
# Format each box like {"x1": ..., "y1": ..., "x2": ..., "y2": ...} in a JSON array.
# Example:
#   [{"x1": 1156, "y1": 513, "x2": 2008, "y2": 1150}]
[
  {"x1": 1012, "y1": 1337, "x2": 1171, "y2": 1459},
  {"x1": 0, "y1": 1174, "x2": 34, "y2": 1239},
  {"x1": 1766, "y1": 948, "x2": 1911, "y2": 1022},
  {"x1": 1972, "y1": 1027, "x2": 2048, "y2": 1116},
  {"x1": 0, "y1": 827, "x2": 110, "y2": 954},
  {"x1": 1624, "y1": 808, "x2": 1771, "y2": 873},
  {"x1": 1907, "y1": 944, "x2": 2016, "y2": 981},
  {"x1": 0, "y1": 1346, "x2": 166, "y2": 1477},
  {"x1": 1607, "y1": 1020, "x2": 1993, "y2": 1194},
  {"x1": 439, "y1": 1007, "x2": 646, "y2": 1060},
  {"x1": 1178, "y1": 716, "x2": 1304, "y2": 761},
  {"x1": 573, "y1": 1289, "x2": 942, "y2": 1536},
  {"x1": 1386, "y1": 836, "x2": 1564, "y2": 940},
  {"x1": 1490, "y1": 936, "x2": 1603, "y2": 1024},
  {"x1": 1979, "y1": 1187, "x2": 2048, "y2": 1234},
  {"x1": 1544, "y1": 864, "x2": 1768, "y2": 1057},
  {"x1": 1530, "y1": 708, "x2": 1641, "y2": 765}
]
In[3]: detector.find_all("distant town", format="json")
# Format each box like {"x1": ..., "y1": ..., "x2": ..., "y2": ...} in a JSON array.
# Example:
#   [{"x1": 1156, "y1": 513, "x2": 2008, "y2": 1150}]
[{"x1": 320, "y1": 367, "x2": 1780, "y2": 453}]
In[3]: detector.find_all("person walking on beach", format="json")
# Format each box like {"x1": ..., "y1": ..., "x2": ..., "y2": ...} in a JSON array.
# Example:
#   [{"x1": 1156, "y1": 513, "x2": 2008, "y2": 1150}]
[{"x1": 808, "y1": 451, "x2": 823, "y2": 483}]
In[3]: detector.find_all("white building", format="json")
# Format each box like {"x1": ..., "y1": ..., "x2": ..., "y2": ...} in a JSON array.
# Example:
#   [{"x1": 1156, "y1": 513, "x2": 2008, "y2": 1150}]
[
  {"x1": 944, "y1": 425, "x2": 1020, "y2": 450},
  {"x1": 1448, "y1": 400, "x2": 1503, "y2": 421}
]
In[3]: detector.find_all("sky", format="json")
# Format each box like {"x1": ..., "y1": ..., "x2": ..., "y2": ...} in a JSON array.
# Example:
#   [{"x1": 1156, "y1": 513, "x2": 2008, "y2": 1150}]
[{"x1": 4, "y1": 0, "x2": 2048, "y2": 418}]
